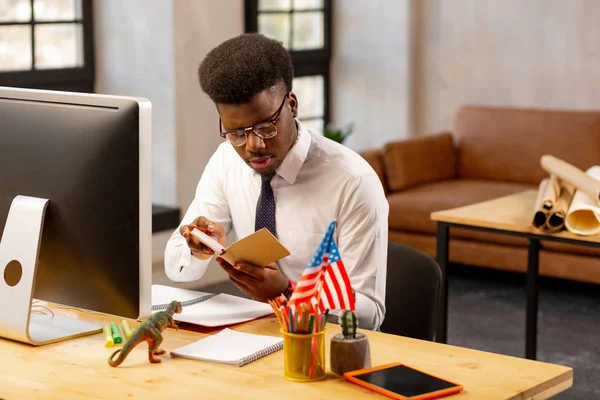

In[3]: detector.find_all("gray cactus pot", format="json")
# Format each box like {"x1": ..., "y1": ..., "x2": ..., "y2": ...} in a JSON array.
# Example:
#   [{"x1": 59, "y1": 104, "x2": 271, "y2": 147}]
[{"x1": 330, "y1": 331, "x2": 371, "y2": 375}]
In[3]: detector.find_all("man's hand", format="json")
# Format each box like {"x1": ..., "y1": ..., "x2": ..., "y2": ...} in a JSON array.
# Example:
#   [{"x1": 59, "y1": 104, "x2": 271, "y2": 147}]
[
  {"x1": 215, "y1": 258, "x2": 289, "y2": 303},
  {"x1": 180, "y1": 216, "x2": 226, "y2": 260}
]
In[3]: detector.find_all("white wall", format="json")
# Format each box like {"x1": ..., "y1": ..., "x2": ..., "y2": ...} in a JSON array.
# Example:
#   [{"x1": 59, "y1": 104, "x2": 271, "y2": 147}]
[
  {"x1": 172, "y1": 0, "x2": 243, "y2": 213},
  {"x1": 171, "y1": 0, "x2": 244, "y2": 286},
  {"x1": 331, "y1": 0, "x2": 416, "y2": 152},
  {"x1": 415, "y1": 0, "x2": 600, "y2": 135},
  {"x1": 94, "y1": 0, "x2": 177, "y2": 208},
  {"x1": 95, "y1": 0, "x2": 243, "y2": 286}
]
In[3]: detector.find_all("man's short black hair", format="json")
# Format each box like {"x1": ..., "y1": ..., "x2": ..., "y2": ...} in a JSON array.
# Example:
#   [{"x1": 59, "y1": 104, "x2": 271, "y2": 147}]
[{"x1": 198, "y1": 33, "x2": 294, "y2": 104}]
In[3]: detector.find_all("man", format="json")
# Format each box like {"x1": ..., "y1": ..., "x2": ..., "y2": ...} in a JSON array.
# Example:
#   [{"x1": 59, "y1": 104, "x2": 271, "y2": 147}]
[{"x1": 164, "y1": 33, "x2": 389, "y2": 330}]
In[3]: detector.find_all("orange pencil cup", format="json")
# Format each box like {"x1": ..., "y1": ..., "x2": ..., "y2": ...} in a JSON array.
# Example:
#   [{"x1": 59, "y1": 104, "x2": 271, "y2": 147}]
[{"x1": 282, "y1": 329, "x2": 326, "y2": 382}]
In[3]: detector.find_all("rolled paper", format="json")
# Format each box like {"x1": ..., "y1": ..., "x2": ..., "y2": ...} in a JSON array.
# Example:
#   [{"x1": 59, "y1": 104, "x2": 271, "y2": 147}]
[
  {"x1": 103, "y1": 325, "x2": 114, "y2": 347},
  {"x1": 546, "y1": 180, "x2": 575, "y2": 232},
  {"x1": 533, "y1": 178, "x2": 550, "y2": 229},
  {"x1": 565, "y1": 166, "x2": 600, "y2": 236},
  {"x1": 542, "y1": 175, "x2": 561, "y2": 210},
  {"x1": 121, "y1": 320, "x2": 133, "y2": 340},
  {"x1": 541, "y1": 155, "x2": 600, "y2": 206},
  {"x1": 110, "y1": 322, "x2": 122, "y2": 344}
]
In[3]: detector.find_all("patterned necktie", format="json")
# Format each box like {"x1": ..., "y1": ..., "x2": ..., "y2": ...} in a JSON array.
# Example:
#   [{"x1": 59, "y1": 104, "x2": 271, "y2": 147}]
[{"x1": 255, "y1": 173, "x2": 276, "y2": 237}]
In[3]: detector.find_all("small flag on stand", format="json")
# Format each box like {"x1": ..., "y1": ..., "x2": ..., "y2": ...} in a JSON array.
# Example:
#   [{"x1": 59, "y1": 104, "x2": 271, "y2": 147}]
[
  {"x1": 288, "y1": 221, "x2": 355, "y2": 312},
  {"x1": 268, "y1": 221, "x2": 353, "y2": 380}
]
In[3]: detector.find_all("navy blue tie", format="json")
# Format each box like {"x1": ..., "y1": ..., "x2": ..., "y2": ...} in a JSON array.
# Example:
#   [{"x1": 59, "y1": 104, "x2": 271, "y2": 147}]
[{"x1": 255, "y1": 173, "x2": 277, "y2": 237}]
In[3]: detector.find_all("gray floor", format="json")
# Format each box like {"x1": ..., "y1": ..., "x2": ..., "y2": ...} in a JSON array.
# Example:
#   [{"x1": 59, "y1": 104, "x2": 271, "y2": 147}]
[
  {"x1": 200, "y1": 266, "x2": 599, "y2": 399},
  {"x1": 446, "y1": 265, "x2": 599, "y2": 400}
]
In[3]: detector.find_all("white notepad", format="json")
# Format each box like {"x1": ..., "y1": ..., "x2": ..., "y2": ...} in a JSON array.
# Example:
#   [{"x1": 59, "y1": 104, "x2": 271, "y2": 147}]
[
  {"x1": 151, "y1": 285, "x2": 274, "y2": 327},
  {"x1": 171, "y1": 328, "x2": 283, "y2": 366}
]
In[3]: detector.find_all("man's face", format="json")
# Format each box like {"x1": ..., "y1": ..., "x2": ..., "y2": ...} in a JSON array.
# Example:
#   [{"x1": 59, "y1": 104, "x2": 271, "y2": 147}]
[{"x1": 217, "y1": 87, "x2": 298, "y2": 175}]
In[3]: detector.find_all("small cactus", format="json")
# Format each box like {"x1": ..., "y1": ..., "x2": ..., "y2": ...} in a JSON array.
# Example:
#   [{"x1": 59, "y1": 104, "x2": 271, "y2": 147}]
[{"x1": 339, "y1": 310, "x2": 358, "y2": 339}]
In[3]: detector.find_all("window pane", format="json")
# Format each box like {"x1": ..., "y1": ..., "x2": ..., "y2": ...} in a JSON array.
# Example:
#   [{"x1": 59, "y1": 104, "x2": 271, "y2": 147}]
[
  {"x1": 258, "y1": 13, "x2": 290, "y2": 48},
  {"x1": 292, "y1": 11, "x2": 323, "y2": 50},
  {"x1": 293, "y1": 75, "x2": 324, "y2": 120},
  {"x1": 0, "y1": 0, "x2": 31, "y2": 22},
  {"x1": 34, "y1": 0, "x2": 81, "y2": 21},
  {"x1": 0, "y1": 25, "x2": 32, "y2": 71},
  {"x1": 300, "y1": 118, "x2": 324, "y2": 134},
  {"x1": 258, "y1": 0, "x2": 291, "y2": 11},
  {"x1": 294, "y1": 0, "x2": 324, "y2": 10},
  {"x1": 34, "y1": 23, "x2": 83, "y2": 69}
]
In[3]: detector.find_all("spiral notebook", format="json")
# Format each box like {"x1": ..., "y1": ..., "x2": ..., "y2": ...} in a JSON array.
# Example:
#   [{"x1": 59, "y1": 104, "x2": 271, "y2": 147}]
[
  {"x1": 151, "y1": 285, "x2": 217, "y2": 312},
  {"x1": 151, "y1": 285, "x2": 274, "y2": 327},
  {"x1": 170, "y1": 328, "x2": 283, "y2": 366}
]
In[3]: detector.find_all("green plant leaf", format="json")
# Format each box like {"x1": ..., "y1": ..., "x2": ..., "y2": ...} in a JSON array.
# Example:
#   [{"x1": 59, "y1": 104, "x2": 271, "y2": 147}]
[{"x1": 323, "y1": 122, "x2": 354, "y2": 144}]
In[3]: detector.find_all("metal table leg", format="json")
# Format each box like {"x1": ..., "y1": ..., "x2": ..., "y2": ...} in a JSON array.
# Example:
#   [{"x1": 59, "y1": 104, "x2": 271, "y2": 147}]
[
  {"x1": 526, "y1": 238, "x2": 540, "y2": 360},
  {"x1": 436, "y1": 222, "x2": 450, "y2": 344}
]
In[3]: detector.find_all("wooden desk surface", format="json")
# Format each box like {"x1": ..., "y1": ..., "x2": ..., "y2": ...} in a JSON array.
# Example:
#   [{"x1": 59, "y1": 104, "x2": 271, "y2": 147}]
[
  {"x1": 431, "y1": 189, "x2": 600, "y2": 244},
  {"x1": 0, "y1": 305, "x2": 572, "y2": 399}
]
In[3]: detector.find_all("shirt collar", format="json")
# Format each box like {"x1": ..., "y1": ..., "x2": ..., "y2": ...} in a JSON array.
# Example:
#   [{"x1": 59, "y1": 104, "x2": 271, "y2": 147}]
[{"x1": 275, "y1": 119, "x2": 311, "y2": 185}]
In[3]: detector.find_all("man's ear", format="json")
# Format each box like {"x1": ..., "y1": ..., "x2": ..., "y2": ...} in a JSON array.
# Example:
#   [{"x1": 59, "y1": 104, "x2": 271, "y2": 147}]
[{"x1": 289, "y1": 92, "x2": 299, "y2": 118}]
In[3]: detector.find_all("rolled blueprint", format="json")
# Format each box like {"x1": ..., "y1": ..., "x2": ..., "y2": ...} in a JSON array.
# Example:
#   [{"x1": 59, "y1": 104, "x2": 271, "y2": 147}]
[
  {"x1": 532, "y1": 178, "x2": 550, "y2": 229},
  {"x1": 565, "y1": 166, "x2": 600, "y2": 236},
  {"x1": 541, "y1": 155, "x2": 600, "y2": 206},
  {"x1": 545, "y1": 180, "x2": 575, "y2": 232},
  {"x1": 542, "y1": 174, "x2": 560, "y2": 210}
]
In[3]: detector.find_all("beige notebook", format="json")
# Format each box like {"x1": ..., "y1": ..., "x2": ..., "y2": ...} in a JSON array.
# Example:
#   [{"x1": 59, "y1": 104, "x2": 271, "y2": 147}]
[
  {"x1": 191, "y1": 227, "x2": 290, "y2": 267},
  {"x1": 170, "y1": 328, "x2": 283, "y2": 366}
]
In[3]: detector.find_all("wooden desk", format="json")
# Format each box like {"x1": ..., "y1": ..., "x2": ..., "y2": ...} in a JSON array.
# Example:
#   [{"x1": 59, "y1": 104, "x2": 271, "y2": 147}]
[
  {"x1": 0, "y1": 305, "x2": 572, "y2": 399},
  {"x1": 431, "y1": 190, "x2": 600, "y2": 359}
]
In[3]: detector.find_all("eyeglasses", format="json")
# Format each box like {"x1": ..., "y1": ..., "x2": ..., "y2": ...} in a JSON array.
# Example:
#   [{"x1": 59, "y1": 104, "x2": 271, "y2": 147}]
[{"x1": 219, "y1": 94, "x2": 289, "y2": 147}]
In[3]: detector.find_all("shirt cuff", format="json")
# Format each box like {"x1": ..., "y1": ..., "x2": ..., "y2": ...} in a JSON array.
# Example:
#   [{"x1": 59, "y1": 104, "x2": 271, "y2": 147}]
[
  {"x1": 325, "y1": 291, "x2": 381, "y2": 331},
  {"x1": 165, "y1": 245, "x2": 211, "y2": 282}
]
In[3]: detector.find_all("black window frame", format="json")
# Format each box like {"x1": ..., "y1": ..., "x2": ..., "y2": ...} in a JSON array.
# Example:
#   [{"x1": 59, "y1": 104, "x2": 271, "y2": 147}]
[
  {"x1": 0, "y1": 0, "x2": 95, "y2": 93},
  {"x1": 244, "y1": 0, "x2": 332, "y2": 127}
]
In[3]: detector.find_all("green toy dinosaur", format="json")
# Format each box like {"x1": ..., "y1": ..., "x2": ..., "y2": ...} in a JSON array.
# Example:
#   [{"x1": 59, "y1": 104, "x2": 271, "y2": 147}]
[{"x1": 108, "y1": 300, "x2": 183, "y2": 367}]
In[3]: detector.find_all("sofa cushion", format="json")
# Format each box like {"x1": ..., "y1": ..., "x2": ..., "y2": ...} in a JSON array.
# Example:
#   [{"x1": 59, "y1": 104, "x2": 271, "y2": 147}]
[
  {"x1": 383, "y1": 133, "x2": 456, "y2": 192},
  {"x1": 388, "y1": 179, "x2": 534, "y2": 243},
  {"x1": 454, "y1": 106, "x2": 600, "y2": 185}
]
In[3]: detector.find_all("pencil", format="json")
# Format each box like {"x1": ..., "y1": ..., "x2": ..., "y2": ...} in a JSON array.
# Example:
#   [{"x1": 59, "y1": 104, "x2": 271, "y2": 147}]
[{"x1": 269, "y1": 300, "x2": 284, "y2": 329}]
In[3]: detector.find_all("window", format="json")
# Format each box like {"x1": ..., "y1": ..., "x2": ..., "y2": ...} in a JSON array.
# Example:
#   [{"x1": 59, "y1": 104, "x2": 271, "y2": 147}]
[
  {"x1": 0, "y1": 0, "x2": 94, "y2": 92},
  {"x1": 245, "y1": 0, "x2": 331, "y2": 133}
]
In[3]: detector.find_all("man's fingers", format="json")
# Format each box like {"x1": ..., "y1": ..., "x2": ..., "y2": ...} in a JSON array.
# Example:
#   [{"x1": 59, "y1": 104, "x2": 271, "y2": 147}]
[
  {"x1": 190, "y1": 216, "x2": 226, "y2": 244},
  {"x1": 234, "y1": 262, "x2": 263, "y2": 279},
  {"x1": 180, "y1": 225, "x2": 190, "y2": 239},
  {"x1": 193, "y1": 216, "x2": 216, "y2": 232},
  {"x1": 263, "y1": 262, "x2": 278, "y2": 270},
  {"x1": 212, "y1": 226, "x2": 226, "y2": 242},
  {"x1": 187, "y1": 233, "x2": 214, "y2": 255},
  {"x1": 216, "y1": 258, "x2": 256, "y2": 283},
  {"x1": 228, "y1": 276, "x2": 250, "y2": 293}
]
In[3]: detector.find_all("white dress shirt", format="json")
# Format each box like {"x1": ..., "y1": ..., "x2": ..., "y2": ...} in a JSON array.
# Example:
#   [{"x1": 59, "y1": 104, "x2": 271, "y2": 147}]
[{"x1": 164, "y1": 120, "x2": 389, "y2": 330}]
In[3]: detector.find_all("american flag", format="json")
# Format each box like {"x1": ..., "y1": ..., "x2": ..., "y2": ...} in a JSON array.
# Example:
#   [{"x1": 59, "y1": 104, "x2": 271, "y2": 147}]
[{"x1": 288, "y1": 221, "x2": 355, "y2": 312}]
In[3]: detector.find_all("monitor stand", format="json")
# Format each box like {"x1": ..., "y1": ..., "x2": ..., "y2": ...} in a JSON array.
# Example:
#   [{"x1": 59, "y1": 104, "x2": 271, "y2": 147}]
[{"x1": 0, "y1": 195, "x2": 103, "y2": 346}]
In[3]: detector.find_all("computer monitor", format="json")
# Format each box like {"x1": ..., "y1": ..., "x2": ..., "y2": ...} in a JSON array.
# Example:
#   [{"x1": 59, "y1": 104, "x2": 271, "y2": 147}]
[{"x1": 0, "y1": 86, "x2": 152, "y2": 345}]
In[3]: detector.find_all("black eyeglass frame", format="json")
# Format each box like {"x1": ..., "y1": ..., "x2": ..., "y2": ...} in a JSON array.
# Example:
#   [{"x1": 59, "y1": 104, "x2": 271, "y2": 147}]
[{"x1": 218, "y1": 93, "x2": 289, "y2": 146}]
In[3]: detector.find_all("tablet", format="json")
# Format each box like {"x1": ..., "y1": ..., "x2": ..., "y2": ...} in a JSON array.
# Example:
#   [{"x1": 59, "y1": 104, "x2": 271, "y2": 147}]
[{"x1": 344, "y1": 362, "x2": 463, "y2": 400}]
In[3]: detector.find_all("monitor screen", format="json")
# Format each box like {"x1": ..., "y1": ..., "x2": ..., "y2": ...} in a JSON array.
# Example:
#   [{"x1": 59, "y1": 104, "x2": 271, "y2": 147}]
[{"x1": 0, "y1": 87, "x2": 152, "y2": 321}]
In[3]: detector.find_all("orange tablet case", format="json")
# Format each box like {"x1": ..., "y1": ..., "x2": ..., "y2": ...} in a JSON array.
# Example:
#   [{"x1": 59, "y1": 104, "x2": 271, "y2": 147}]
[{"x1": 343, "y1": 362, "x2": 464, "y2": 400}]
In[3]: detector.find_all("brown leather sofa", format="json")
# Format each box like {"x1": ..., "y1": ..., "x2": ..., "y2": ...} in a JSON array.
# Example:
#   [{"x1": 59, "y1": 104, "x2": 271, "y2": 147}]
[{"x1": 361, "y1": 105, "x2": 600, "y2": 284}]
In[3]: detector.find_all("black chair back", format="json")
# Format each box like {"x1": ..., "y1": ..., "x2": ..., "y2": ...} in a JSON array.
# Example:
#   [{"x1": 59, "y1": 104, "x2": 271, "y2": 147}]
[{"x1": 380, "y1": 241, "x2": 442, "y2": 341}]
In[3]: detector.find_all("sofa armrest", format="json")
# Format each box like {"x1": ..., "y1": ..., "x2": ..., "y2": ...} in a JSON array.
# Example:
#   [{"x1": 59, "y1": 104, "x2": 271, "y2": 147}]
[
  {"x1": 360, "y1": 148, "x2": 388, "y2": 194},
  {"x1": 383, "y1": 132, "x2": 457, "y2": 192}
]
